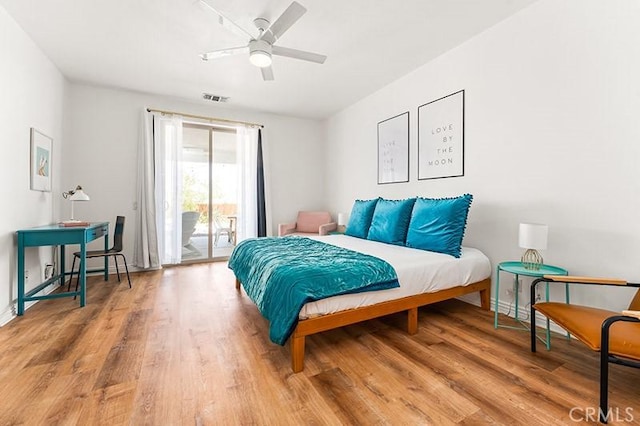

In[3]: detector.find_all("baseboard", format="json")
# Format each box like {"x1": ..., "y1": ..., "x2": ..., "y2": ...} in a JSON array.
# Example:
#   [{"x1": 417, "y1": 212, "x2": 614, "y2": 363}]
[
  {"x1": 456, "y1": 293, "x2": 481, "y2": 307},
  {"x1": 0, "y1": 263, "x2": 150, "y2": 327},
  {"x1": 0, "y1": 282, "x2": 62, "y2": 327},
  {"x1": 456, "y1": 294, "x2": 568, "y2": 336},
  {"x1": 0, "y1": 262, "x2": 148, "y2": 327},
  {"x1": 80, "y1": 263, "x2": 146, "y2": 278},
  {"x1": 0, "y1": 305, "x2": 14, "y2": 327},
  {"x1": 4, "y1": 274, "x2": 565, "y2": 337}
]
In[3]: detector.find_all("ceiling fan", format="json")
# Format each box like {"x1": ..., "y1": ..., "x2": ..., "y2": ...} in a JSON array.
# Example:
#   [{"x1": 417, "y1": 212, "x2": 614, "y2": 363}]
[{"x1": 199, "y1": 0, "x2": 327, "y2": 81}]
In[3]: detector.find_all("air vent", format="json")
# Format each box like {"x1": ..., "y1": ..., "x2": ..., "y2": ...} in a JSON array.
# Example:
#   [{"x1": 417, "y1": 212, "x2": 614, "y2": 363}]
[{"x1": 202, "y1": 93, "x2": 229, "y2": 103}]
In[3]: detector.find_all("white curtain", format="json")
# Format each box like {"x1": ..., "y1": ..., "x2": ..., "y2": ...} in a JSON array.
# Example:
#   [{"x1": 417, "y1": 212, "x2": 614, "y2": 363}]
[
  {"x1": 154, "y1": 114, "x2": 184, "y2": 264},
  {"x1": 236, "y1": 125, "x2": 259, "y2": 242},
  {"x1": 134, "y1": 111, "x2": 184, "y2": 267},
  {"x1": 134, "y1": 110, "x2": 160, "y2": 269},
  {"x1": 135, "y1": 112, "x2": 265, "y2": 265}
]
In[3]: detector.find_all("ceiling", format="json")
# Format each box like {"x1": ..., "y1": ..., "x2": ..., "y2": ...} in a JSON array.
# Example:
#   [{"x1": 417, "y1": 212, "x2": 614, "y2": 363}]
[{"x1": 1, "y1": 0, "x2": 536, "y2": 119}]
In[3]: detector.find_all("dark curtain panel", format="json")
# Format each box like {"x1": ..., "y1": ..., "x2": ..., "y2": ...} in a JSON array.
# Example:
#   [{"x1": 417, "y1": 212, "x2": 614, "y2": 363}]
[{"x1": 256, "y1": 129, "x2": 267, "y2": 237}]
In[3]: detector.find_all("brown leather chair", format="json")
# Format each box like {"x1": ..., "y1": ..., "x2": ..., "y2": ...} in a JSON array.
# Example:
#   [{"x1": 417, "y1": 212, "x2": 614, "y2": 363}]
[{"x1": 530, "y1": 276, "x2": 640, "y2": 423}]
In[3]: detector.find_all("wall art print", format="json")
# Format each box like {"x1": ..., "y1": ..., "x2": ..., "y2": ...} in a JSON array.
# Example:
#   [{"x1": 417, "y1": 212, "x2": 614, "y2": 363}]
[
  {"x1": 377, "y1": 111, "x2": 409, "y2": 184},
  {"x1": 418, "y1": 90, "x2": 464, "y2": 180},
  {"x1": 30, "y1": 128, "x2": 52, "y2": 192}
]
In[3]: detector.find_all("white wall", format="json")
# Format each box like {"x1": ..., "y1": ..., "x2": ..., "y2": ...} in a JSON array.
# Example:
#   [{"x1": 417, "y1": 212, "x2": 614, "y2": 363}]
[
  {"x1": 63, "y1": 84, "x2": 326, "y2": 268},
  {"x1": 325, "y1": 0, "x2": 640, "y2": 312},
  {"x1": 5, "y1": 0, "x2": 638, "y2": 325},
  {"x1": 0, "y1": 5, "x2": 66, "y2": 322}
]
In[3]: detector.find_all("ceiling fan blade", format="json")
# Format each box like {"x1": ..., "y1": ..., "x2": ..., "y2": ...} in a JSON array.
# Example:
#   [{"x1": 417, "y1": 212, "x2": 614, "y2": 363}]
[
  {"x1": 200, "y1": 0, "x2": 255, "y2": 41},
  {"x1": 260, "y1": 1, "x2": 306, "y2": 44},
  {"x1": 200, "y1": 46, "x2": 249, "y2": 61},
  {"x1": 272, "y1": 45, "x2": 327, "y2": 64},
  {"x1": 261, "y1": 66, "x2": 275, "y2": 81}
]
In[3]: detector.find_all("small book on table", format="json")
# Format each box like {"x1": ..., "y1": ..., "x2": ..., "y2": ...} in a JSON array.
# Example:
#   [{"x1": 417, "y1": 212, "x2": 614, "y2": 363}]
[{"x1": 59, "y1": 221, "x2": 90, "y2": 227}]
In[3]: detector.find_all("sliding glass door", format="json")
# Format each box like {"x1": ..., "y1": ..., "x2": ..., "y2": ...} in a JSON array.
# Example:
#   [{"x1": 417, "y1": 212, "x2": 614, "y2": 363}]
[{"x1": 181, "y1": 124, "x2": 237, "y2": 262}]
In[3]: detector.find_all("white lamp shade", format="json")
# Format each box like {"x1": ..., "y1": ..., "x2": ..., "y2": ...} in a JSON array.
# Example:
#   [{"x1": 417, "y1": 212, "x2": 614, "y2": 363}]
[
  {"x1": 337, "y1": 213, "x2": 346, "y2": 226},
  {"x1": 519, "y1": 223, "x2": 548, "y2": 250},
  {"x1": 69, "y1": 189, "x2": 90, "y2": 201}
]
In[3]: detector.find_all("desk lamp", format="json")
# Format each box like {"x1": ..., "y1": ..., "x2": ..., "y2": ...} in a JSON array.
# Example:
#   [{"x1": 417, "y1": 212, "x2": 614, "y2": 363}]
[
  {"x1": 62, "y1": 185, "x2": 90, "y2": 223},
  {"x1": 519, "y1": 223, "x2": 548, "y2": 270}
]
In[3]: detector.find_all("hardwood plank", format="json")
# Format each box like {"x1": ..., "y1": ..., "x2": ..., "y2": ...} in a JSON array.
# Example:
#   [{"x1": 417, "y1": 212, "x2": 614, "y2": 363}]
[
  {"x1": 81, "y1": 381, "x2": 138, "y2": 425},
  {"x1": 0, "y1": 263, "x2": 638, "y2": 425},
  {"x1": 315, "y1": 324, "x2": 479, "y2": 423},
  {"x1": 310, "y1": 367, "x2": 391, "y2": 424},
  {"x1": 92, "y1": 308, "x2": 152, "y2": 390},
  {"x1": 35, "y1": 370, "x2": 96, "y2": 425}
]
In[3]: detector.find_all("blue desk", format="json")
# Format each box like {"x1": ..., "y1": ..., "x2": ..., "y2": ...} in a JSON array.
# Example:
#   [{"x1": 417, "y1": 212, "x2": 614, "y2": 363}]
[{"x1": 16, "y1": 222, "x2": 109, "y2": 315}]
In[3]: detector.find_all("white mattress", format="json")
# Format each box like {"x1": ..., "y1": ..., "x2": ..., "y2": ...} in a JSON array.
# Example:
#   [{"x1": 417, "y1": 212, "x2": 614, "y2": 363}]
[{"x1": 299, "y1": 234, "x2": 491, "y2": 319}]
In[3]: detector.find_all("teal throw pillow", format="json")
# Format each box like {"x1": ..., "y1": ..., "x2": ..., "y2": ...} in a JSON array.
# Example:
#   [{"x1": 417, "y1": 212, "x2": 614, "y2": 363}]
[
  {"x1": 405, "y1": 194, "x2": 473, "y2": 258},
  {"x1": 345, "y1": 198, "x2": 379, "y2": 239},
  {"x1": 367, "y1": 198, "x2": 416, "y2": 246}
]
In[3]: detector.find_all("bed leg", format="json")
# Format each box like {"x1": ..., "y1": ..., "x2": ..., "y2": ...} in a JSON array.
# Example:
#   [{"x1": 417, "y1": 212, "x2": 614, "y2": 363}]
[
  {"x1": 407, "y1": 307, "x2": 418, "y2": 335},
  {"x1": 479, "y1": 287, "x2": 490, "y2": 311},
  {"x1": 291, "y1": 334, "x2": 305, "y2": 373},
  {"x1": 235, "y1": 278, "x2": 241, "y2": 291}
]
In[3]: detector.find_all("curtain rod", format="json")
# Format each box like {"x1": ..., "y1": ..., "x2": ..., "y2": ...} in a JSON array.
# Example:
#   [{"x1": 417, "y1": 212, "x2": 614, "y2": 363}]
[{"x1": 146, "y1": 108, "x2": 263, "y2": 128}]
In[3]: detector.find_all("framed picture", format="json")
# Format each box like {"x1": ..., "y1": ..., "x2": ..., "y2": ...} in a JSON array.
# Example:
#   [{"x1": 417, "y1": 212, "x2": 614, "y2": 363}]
[
  {"x1": 377, "y1": 111, "x2": 409, "y2": 184},
  {"x1": 30, "y1": 128, "x2": 52, "y2": 192},
  {"x1": 418, "y1": 90, "x2": 464, "y2": 180}
]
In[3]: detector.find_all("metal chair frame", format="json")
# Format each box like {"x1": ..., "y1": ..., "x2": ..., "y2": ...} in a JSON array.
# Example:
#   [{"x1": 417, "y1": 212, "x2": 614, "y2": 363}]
[
  {"x1": 530, "y1": 278, "x2": 640, "y2": 423},
  {"x1": 68, "y1": 216, "x2": 132, "y2": 292}
]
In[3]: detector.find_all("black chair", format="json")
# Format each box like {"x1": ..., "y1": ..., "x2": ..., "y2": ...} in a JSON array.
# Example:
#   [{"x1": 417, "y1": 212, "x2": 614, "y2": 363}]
[{"x1": 68, "y1": 216, "x2": 132, "y2": 292}]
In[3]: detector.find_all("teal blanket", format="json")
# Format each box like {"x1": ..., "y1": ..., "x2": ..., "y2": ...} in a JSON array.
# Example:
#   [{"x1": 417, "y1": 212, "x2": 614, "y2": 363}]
[{"x1": 228, "y1": 237, "x2": 399, "y2": 345}]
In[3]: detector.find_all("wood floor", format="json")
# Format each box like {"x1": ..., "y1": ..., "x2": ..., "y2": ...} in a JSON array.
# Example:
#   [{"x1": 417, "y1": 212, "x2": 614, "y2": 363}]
[{"x1": 1, "y1": 263, "x2": 638, "y2": 425}]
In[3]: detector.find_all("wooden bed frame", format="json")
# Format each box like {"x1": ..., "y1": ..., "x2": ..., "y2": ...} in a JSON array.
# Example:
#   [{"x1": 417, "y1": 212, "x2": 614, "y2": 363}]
[{"x1": 235, "y1": 277, "x2": 491, "y2": 373}]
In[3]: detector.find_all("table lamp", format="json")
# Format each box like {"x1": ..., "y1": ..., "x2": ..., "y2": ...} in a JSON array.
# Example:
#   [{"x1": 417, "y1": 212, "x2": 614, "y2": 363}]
[
  {"x1": 337, "y1": 212, "x2": 346, "y2": 233},
  {"x1": 519, "y1": 223, "x2": 548, "y2": 270},
  {"x1": 62, "y1": 185, "x2": 90, "y2": 223}
]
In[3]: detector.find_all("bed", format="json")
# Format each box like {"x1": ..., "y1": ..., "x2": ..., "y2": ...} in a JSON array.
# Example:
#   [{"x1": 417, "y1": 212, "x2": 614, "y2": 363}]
[{"x1": 230, "y1": 233, "x2": 492, "y2": 373}]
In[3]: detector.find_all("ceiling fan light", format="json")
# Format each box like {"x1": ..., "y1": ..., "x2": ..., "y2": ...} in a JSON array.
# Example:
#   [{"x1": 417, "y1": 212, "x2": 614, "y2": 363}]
[
  {"x1": 250, "y1": 51, "x2": 272, "y2": 68},
  {"x1": 248, "y1": 39, "x2": 273, "y2": 68}
]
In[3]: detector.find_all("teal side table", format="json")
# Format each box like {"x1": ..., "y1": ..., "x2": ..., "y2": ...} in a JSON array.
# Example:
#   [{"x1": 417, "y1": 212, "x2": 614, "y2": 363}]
[{"x1": 493, "y1": 261, "x2": 569, "y2": 349}]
